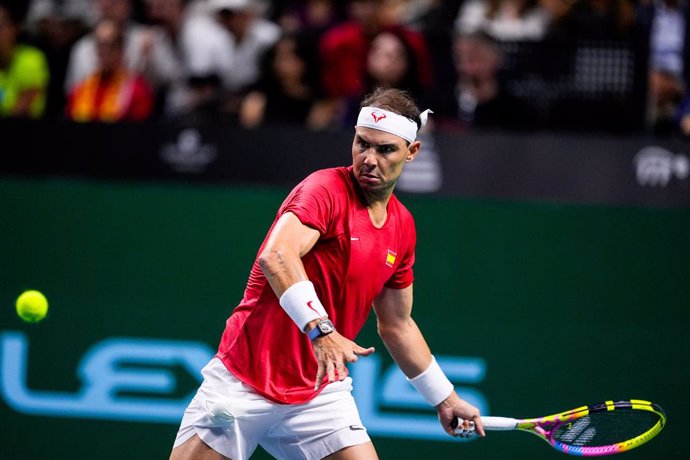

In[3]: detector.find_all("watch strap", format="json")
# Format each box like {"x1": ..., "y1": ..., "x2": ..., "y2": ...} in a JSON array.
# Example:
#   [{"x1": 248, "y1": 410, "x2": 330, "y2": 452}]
[{"x1": 307, "y1": 319, "x2": 334, "y2": 341}]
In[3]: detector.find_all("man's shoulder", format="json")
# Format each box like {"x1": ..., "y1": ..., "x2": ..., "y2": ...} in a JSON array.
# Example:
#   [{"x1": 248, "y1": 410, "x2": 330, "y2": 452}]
[
  {"x1": 294, "y1": 167, "x2": 354, "y2": 201},
  {"x1": 390, "y1": 193, "x2": 415, "y2": 224},
  {"x1": 303, "y1": 166, "x2": 351, "y2": 185}
]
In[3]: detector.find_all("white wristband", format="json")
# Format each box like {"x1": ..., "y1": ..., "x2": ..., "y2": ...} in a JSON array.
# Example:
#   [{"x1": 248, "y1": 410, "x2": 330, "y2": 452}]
[
  {"x1": 279, "y1": 280, "x2": 328, "y2": 331},
  {"x1": 407, "y1": 356, "x2": 454, "y2": 407}
]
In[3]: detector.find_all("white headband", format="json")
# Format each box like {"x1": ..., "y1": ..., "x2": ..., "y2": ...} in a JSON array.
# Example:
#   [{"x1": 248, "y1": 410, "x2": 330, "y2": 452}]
[{"x1": 356, "y1": 107, "x2": 433, "y2": 143}]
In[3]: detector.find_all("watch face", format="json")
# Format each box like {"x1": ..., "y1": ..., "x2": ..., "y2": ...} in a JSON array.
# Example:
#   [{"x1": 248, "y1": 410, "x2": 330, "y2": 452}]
[{"x1": 318, "y1": 320, "x2": 334, "y2": 334}]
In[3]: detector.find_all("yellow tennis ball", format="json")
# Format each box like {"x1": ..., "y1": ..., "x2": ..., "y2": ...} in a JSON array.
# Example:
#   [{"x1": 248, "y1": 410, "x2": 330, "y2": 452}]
[{"x1": 16, "y1": 290, "x2": 49, "y2": 323}]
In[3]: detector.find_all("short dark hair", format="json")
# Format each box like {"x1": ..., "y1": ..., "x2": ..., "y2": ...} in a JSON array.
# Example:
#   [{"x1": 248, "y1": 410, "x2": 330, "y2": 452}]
[{"x1": 360, "y1": 87, "x2": 422, "y2": 129}]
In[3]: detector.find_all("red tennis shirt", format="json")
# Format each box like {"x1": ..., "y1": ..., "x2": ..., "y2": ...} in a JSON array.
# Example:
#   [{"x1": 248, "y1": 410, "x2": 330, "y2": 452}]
[{"x1": 216, "y1": 166, "x2": 416, "y2": 404}]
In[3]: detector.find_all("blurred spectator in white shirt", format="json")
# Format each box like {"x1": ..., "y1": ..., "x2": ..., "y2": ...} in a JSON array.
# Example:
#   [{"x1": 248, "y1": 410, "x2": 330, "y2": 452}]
[
  {"x1": 455, "y1": 0, "x2": 551, "y2": 41},
  {"x1": 208, "y1": 0, "x2": 280, "y2": 117},
  {"x1": 141, "y1": 0, "x2": 232, "y2": 117}
]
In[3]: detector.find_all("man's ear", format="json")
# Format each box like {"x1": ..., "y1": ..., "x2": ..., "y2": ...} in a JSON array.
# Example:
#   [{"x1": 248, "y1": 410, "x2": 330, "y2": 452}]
[{"x1": 406, "y1": 141, "x2": 421, "y2": 162}]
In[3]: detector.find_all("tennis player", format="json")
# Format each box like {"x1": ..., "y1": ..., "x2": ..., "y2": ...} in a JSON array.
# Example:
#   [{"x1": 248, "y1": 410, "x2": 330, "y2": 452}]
[{"x1": 170, "y1": 87, "x2": 485, "y2": 460}]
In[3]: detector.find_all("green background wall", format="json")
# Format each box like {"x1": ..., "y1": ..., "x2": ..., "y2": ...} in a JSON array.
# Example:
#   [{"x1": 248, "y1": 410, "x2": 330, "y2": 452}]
[{"x1": 1, "y1": 177, "x2": 688, "y2": 459}]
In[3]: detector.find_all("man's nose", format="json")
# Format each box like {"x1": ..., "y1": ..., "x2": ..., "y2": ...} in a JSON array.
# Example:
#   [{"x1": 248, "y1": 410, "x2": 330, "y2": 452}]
[{"x1": 363, "y1": 149, "x2": 376, "y2": 166}]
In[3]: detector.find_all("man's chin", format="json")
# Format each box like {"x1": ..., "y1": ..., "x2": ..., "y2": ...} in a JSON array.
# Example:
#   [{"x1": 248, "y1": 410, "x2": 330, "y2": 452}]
[
  {"x1": 357, "y1": 179, "x2": 394, "y2": 197},
  {"x1": 359, "y1": 176, "x2": 381, "y2": 188}
]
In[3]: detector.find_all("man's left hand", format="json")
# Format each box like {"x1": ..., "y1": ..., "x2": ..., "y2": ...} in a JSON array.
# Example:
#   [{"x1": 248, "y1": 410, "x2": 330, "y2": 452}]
[{"x1": 436, "y1": 391, "x2": 486, "y2": 438}]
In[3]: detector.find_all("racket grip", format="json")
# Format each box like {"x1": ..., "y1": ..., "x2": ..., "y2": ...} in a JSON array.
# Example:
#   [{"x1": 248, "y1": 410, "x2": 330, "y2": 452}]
[
  {"x1": 479, "y1": 416, "x2": 519, "y2": 430},
  {"x1": 452, "y1": 416, "x2": 519, "y2": 433}
]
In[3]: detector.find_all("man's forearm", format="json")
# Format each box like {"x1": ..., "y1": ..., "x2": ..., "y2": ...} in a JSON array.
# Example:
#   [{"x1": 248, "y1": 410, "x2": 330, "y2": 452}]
[{"x1": 378, "y1": 318, "x2": 433, "y2": 378}]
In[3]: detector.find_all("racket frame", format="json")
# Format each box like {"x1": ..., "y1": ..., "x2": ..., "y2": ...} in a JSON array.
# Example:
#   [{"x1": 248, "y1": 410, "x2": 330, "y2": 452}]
[{"x1": 482, "y1": 399, "x2": 666, "y2": 456}]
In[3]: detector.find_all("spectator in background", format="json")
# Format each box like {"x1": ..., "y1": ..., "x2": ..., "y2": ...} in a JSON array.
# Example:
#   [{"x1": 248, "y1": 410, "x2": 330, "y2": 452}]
[
  {"x1": 141, "y1": 0, "x2": 233, "y2": 118},
  {"x1": 141, "y1": 0, "x2": 190, "y2": 115},
  {"x1": 66, "y1": 18, "x2": 154, "y2": 122},
  {"x1": 338, "y1": 28, "x2": 427, "y2": 126},
  {"x1": 366, "y1": 29, "x2": 423, "y2": 95},
  {"x1": 209, "y1": 0, "x2": 281, "y2": 119},
  {"x1": 274, "y1": 0, "x2": 344, "y2": 93},
  {"x1": 435, "y1": 30, "x2": 534, "y2": 130},
  {"x1": 412, "y1": 0, "x2": 465, "y2": 127},
  {"x1": 0, "y1": 2, "x2": 50, "y2": 118},
  {"x1": 239, "y1": 33, "x2": 322, "y2": 128},
  {"x1": 545, "y1": 0, "x2": 639, "y2": 42},
  {"x1": 65, "y1": 0, "x2": 180, "y2": 113},
  {"x1": 647, "y1": 67, "x2": 686, "y2": 135},
  {"x1": 25, "y1": 1, "x2": 90, "y2": 119},
  {"x1": 638, "y1": 0, "x2": 690, "y2": 135},
  {"x1": 277, "y1": 0, "x2": 345, "y2": 35},
  {"x1": 454, "y1": 0, "x2": 552, "y2": 41},
  {"x1": 676, "y1": 95, "x2": 690, "y2": 136},
  {"x1": 317, "y1": 0, "x2": 433, "y2": 130}
]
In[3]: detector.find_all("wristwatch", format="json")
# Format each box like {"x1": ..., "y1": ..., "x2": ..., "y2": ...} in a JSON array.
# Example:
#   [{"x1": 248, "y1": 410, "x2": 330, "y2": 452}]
[{"x1": 307, "y1": 318, "x2": 335, "y2": 341}]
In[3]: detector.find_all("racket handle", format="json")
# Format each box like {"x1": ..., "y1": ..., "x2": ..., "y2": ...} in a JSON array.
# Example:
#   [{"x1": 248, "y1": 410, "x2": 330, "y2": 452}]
[
  {"x1": 453, "y1": 415, "x2": 519, "y2": 433},
  {"x1": 452, "y1": 416, "x2": 517, "y2": 430},
  {"x1": 479, "y1": 416, "x2": 519, "y2": 430}
]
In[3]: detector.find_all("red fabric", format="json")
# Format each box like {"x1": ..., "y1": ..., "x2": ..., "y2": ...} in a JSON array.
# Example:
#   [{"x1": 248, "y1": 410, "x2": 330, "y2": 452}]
[
  {"x1": 66, "y1": 71, "x2": 153, "y2": 122},
  {"x1": 217, "y1": 166, "x2": 416, "y2": 404}
]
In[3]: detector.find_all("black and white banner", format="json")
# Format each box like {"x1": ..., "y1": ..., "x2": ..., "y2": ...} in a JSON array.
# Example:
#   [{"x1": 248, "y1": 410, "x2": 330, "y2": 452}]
[{"x1": 2, "y1": 120, "x2": 688, "y2": 208}]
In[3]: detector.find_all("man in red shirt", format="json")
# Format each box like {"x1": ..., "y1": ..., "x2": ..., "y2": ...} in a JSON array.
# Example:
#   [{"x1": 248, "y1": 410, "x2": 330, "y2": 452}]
[{"x1": 170, "y1": 87, "x2": 484, "y2": 460}]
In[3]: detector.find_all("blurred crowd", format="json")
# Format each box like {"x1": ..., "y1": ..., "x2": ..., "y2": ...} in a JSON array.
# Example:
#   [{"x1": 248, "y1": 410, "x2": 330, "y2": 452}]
[{"x1": 1, "y1": 0, "x2": 689, "y2": 137}]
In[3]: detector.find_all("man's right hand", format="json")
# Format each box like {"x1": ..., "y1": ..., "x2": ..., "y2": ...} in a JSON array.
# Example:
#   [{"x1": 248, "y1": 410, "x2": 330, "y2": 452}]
[{"x1": 311, "y1": 331, "x2": 375, "y2": 390}]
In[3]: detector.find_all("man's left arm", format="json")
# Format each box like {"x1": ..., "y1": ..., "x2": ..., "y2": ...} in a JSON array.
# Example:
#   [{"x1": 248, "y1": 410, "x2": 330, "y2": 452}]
[{"x1": 373, "y1": 285, "x2": 486, "y2": 438}]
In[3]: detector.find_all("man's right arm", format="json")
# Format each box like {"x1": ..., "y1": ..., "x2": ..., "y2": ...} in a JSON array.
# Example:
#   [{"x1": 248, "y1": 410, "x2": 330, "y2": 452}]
[
  {"x1": 257, "y1": 211, "x2": 320, "y2": 298},
  {"x1": 258, "y1": 211, "x2": 374, "y2": 389}
]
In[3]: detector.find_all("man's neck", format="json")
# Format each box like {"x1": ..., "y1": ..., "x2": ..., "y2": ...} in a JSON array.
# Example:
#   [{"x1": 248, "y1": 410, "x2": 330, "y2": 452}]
[{"x1": 362, "y1": 188, "x2": 394, "y2": 228}]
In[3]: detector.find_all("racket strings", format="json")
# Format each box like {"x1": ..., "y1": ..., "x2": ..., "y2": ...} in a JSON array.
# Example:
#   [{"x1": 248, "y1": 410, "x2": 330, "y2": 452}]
[{"x1": 551, "y1": 410, "x2": 660, "y2": 447}]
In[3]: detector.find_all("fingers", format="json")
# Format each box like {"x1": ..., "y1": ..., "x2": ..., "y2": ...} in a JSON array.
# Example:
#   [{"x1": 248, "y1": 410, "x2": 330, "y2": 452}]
[
  {"x1": 452, "y1": 416, "x2": 485, "y2": 438},
  {"x1": 474, "y1": 416, "x2": 486, "y2": 437},
  {"x1": 354, "y1": 346, "x2": 375, "y2": 356},
  {"x1": 453, "y1": 418, "x2": 475, "y2": 438},
  {"x1": 314, "y1": 361, "x2": 325, "y2": 390},
  {"x1": 313, "y1": 336, "x2": 374, "y2": 389},
  {"x1": 315, "y1": 358, "x2": 350, "y2": 389},
  {"x1": 326, "y1": 359, "x2": 351, "y2": 383},
  {"x1": 345, "y1": 345, "x2": 375, "y2": 363},
  {"x1": 335, "y1": 360, "x2": 349, "y2": 381},
  {"x1": 326, "y1": 360, "x2": 336, "y2": 384}
]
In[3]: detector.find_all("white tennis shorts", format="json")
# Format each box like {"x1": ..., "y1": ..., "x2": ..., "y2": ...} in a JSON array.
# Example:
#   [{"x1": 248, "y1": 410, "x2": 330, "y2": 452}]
[{"x1": 173, "y1": 358, "x2": 370, "y2": 460}]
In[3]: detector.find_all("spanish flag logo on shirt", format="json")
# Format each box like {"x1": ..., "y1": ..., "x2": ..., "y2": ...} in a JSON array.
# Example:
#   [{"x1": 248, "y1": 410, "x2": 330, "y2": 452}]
[{"x1": 386, "y1": 249, "x2": 397, "y2": 267}]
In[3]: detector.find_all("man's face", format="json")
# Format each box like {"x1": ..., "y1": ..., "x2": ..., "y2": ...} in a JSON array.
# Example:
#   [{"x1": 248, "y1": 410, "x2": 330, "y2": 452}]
[
  {"x1": 94, "y1": 23, "x2": 123, "y2": 72},
  {"x1": 454, "y1": 36, "x2": 500, "y2": 83},
  {"x1": 367, "y1": 32, "x2": 408, "y2": 87},
  {"x1": 351, "y1": 126, "x2": 419, "y2": 196}
]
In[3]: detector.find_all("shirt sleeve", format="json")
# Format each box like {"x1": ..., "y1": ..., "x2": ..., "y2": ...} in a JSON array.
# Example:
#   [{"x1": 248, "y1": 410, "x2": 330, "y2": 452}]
[
  {"x1": 385, "y1": 211, "x2": 416, "y2": 289},
  {"x1": 279, "y1": 170, "x2": 338, "y2": 235}
]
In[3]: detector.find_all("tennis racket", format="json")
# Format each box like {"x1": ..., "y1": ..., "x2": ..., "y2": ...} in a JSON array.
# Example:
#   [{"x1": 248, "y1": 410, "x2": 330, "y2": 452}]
[{"x1": 454, "y1": 399, "x2": 666, "y2": 456}]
